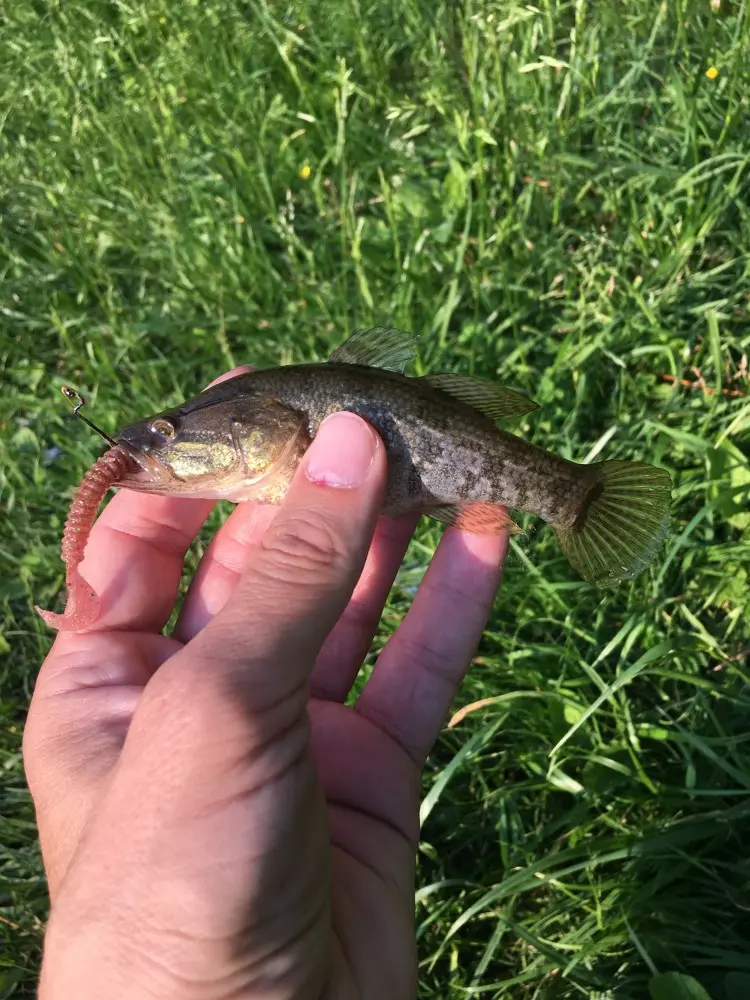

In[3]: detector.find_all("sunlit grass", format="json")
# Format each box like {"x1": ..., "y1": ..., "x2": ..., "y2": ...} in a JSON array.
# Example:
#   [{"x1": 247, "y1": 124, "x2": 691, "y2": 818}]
[{"x1": 2, "y1": 0, "x2": 749, "y2": 996}]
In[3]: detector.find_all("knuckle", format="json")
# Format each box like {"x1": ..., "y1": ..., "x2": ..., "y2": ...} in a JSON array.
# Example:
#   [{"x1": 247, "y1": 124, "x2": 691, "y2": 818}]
[{"x1": 259, "y1": 509, "x2": 348, "y2": 585}]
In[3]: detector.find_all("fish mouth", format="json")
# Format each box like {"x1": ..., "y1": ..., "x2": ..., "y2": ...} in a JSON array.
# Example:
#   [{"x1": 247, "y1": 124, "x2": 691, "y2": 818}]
[{"x1": 112, "y1": 440, "x2": 180, "y2": 492}]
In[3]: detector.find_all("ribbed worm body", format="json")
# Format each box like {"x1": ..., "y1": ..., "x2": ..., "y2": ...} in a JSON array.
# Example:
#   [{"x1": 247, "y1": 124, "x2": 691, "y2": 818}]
[
  {"x1": 59, "y1": 446, "x2": 134, "y2": 569},
  {"x1": 35, "y1": 446, "x2": 136, "y2": 631}
]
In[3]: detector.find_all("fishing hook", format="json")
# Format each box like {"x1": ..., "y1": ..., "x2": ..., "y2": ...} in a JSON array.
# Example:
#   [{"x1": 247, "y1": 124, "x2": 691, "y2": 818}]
[{"x1": 60, "y1": 385, "x2": 119, "y2": 447}]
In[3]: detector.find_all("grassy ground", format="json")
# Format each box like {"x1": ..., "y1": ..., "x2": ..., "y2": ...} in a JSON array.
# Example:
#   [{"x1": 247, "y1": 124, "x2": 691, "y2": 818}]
[{"x1": 2, "y1": 0, "x2": 750, "y2": 996}]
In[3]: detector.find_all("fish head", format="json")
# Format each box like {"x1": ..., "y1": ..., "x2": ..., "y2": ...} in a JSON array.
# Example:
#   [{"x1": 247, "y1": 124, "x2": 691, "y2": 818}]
[{"x1": 114, "y1": 384, "x2": 309, "y2": 501}]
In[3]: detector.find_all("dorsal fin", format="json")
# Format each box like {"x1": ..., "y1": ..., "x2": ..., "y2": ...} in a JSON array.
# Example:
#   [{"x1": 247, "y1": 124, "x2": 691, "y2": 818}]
[
  {"x1": 328, "y1": 327, "x2": 418, "y2": 373},
  {"x1": 420, "y1": 373, "x2": 539, "y2": 421}
]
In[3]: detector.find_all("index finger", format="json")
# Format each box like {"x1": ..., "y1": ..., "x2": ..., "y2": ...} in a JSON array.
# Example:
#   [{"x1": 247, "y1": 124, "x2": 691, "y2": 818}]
[{"x1": 68, "y1": 492, "x2": 216, "y2": 635}]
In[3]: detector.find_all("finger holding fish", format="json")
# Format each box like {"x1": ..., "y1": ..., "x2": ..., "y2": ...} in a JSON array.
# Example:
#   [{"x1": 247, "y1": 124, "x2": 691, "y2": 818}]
[
  {"x1": 172, "y1": 500, "x2": 278, "y2": 641},
  {"x1": 309, "y1": 511, "x2": 419, "y2": 703},
  {"x1": 38, "y1": 489, "x2": 217, "y2": 636}
]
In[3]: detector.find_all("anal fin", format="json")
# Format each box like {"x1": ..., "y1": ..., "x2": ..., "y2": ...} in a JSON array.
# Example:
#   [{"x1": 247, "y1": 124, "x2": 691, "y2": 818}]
[{"x1": 425, "y1": 502, "x2": 522, "y2": 536}]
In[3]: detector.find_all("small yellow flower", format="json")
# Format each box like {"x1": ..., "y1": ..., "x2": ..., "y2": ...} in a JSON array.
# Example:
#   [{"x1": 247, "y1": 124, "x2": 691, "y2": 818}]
[
  {"x1": 711, "y1": 0, "x2": 720, "y2": 11},
  {"x1": 299, "y1": 162, "x2": 311, "y2": 181},
  {"x1": 705, "y1": 66, "x2": 719, "y2": 80}
]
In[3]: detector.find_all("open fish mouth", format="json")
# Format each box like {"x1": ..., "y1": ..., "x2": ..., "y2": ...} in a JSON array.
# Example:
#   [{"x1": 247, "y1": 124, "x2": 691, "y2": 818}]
[{"x1": 112, "y1": 440, "x2": 182, "y2": 491}]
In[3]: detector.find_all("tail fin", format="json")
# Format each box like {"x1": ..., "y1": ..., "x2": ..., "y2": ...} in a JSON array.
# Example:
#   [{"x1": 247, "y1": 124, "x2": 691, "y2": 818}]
[{"x1": 554, "y1": 461, "x2": 672, "y2": 587}]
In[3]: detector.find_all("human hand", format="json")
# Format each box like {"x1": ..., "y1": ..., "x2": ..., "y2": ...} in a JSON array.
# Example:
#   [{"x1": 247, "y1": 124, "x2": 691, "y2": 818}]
[{"x1": 24, "y1": 368, "x2": 508, "y2": 1000}]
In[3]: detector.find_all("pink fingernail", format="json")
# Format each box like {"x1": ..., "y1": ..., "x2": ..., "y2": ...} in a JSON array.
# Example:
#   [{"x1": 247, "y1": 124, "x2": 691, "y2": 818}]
[{"x1": 305, "y1": 413, "x2": 378, "y2": 488}]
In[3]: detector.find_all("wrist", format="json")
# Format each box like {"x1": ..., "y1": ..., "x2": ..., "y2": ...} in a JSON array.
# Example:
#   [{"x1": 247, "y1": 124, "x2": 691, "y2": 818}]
[
  {"x1": 39, "y1": 900, "x2": 333, "y2": 1000},
  {"x1": 40, "y1": 916, "x2": 164, "y2": 1000}
]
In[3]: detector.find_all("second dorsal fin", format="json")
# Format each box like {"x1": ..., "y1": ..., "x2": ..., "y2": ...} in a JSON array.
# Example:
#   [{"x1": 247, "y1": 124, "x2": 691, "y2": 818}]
[{"x1": 420, "y1": 373, "x2": 539, "y2": 421}]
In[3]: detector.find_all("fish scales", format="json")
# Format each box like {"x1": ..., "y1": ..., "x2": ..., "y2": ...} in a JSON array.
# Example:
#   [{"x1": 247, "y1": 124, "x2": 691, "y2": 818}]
[{"x1": 206, "y1": 363, "x2": 592, "y2": 526}]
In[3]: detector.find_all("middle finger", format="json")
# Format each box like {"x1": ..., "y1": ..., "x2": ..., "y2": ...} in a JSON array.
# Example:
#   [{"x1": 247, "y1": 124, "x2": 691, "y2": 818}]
[
  {"x1": 309, "y1": 512, "x2": 418, "y2": 702},
  {"x1": 173, "y1": 500, "x2": 277, "y2": 642}
]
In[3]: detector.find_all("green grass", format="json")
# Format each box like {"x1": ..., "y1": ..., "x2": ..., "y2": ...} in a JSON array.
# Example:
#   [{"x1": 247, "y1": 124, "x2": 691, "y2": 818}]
[{"x1": 2, "y1": 0, "x2": 750, "y2": 996}]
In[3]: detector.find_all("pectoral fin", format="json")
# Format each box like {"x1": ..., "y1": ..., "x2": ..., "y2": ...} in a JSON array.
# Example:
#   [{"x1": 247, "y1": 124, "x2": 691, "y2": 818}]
[
  {"x1": 420, "y1": 373, "x2": 538, "y2": 421},
  {"x1": 329, "y1": 327, "x2": 418, "y2": 372},
  {"x1": 425, "y1": 502, "x2": 522, "y2": 535}
]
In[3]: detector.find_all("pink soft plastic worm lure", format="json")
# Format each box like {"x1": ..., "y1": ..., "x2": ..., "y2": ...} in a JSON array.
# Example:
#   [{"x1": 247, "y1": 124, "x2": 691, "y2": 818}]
[{"x1": 35, "y1": 388, "x2": 136, "y2": 632}]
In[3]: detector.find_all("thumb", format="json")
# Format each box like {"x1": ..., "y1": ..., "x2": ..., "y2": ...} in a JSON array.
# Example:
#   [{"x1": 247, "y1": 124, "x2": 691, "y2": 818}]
[
  {"x1": 202, "y1": 408, "x2": 387, "y2": 690},
  {"x1": 127, "y1": 410, "x2": 386, "y2": 764}
]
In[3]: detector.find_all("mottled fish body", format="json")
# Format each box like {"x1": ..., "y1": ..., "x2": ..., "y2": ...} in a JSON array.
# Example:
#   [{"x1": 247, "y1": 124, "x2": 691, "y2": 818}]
[
  {"x1": 116, "y1": 328, "x2": 672, "y2": 589},
  {"x1": 137, "y1": 362, "x2": 589, "y2": 524}
]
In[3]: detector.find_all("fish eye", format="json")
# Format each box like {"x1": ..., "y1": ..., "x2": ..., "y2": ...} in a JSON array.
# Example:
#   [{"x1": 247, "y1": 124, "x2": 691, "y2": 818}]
[{"x1": 150, "y1": 418, "x2": 176, "y2": 439}]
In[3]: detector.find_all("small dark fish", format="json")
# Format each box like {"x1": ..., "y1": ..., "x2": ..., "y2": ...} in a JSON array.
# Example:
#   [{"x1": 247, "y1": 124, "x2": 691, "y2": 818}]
[
  {"x1": 117, "y1": 327, "x2": 672, "y2": 582},
  {"x1": 38, "y1": 328, "x2": 672, "y2": 631}
]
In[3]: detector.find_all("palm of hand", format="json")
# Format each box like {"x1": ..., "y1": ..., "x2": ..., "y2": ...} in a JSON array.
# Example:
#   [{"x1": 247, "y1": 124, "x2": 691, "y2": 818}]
[{"x1": 32, "y1": 624, "x2": 420, "y2": 995}]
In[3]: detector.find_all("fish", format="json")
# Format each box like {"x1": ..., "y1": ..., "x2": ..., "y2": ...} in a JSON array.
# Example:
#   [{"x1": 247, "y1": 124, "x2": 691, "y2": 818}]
[{"x1": 36, "y1": 327, "x2": 672, "y2": 632}]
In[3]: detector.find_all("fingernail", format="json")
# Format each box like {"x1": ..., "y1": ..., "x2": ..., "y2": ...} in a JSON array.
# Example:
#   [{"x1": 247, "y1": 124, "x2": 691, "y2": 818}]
[{"x1": 305, "y1": 412, "x2": 378, "y2": 488}]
